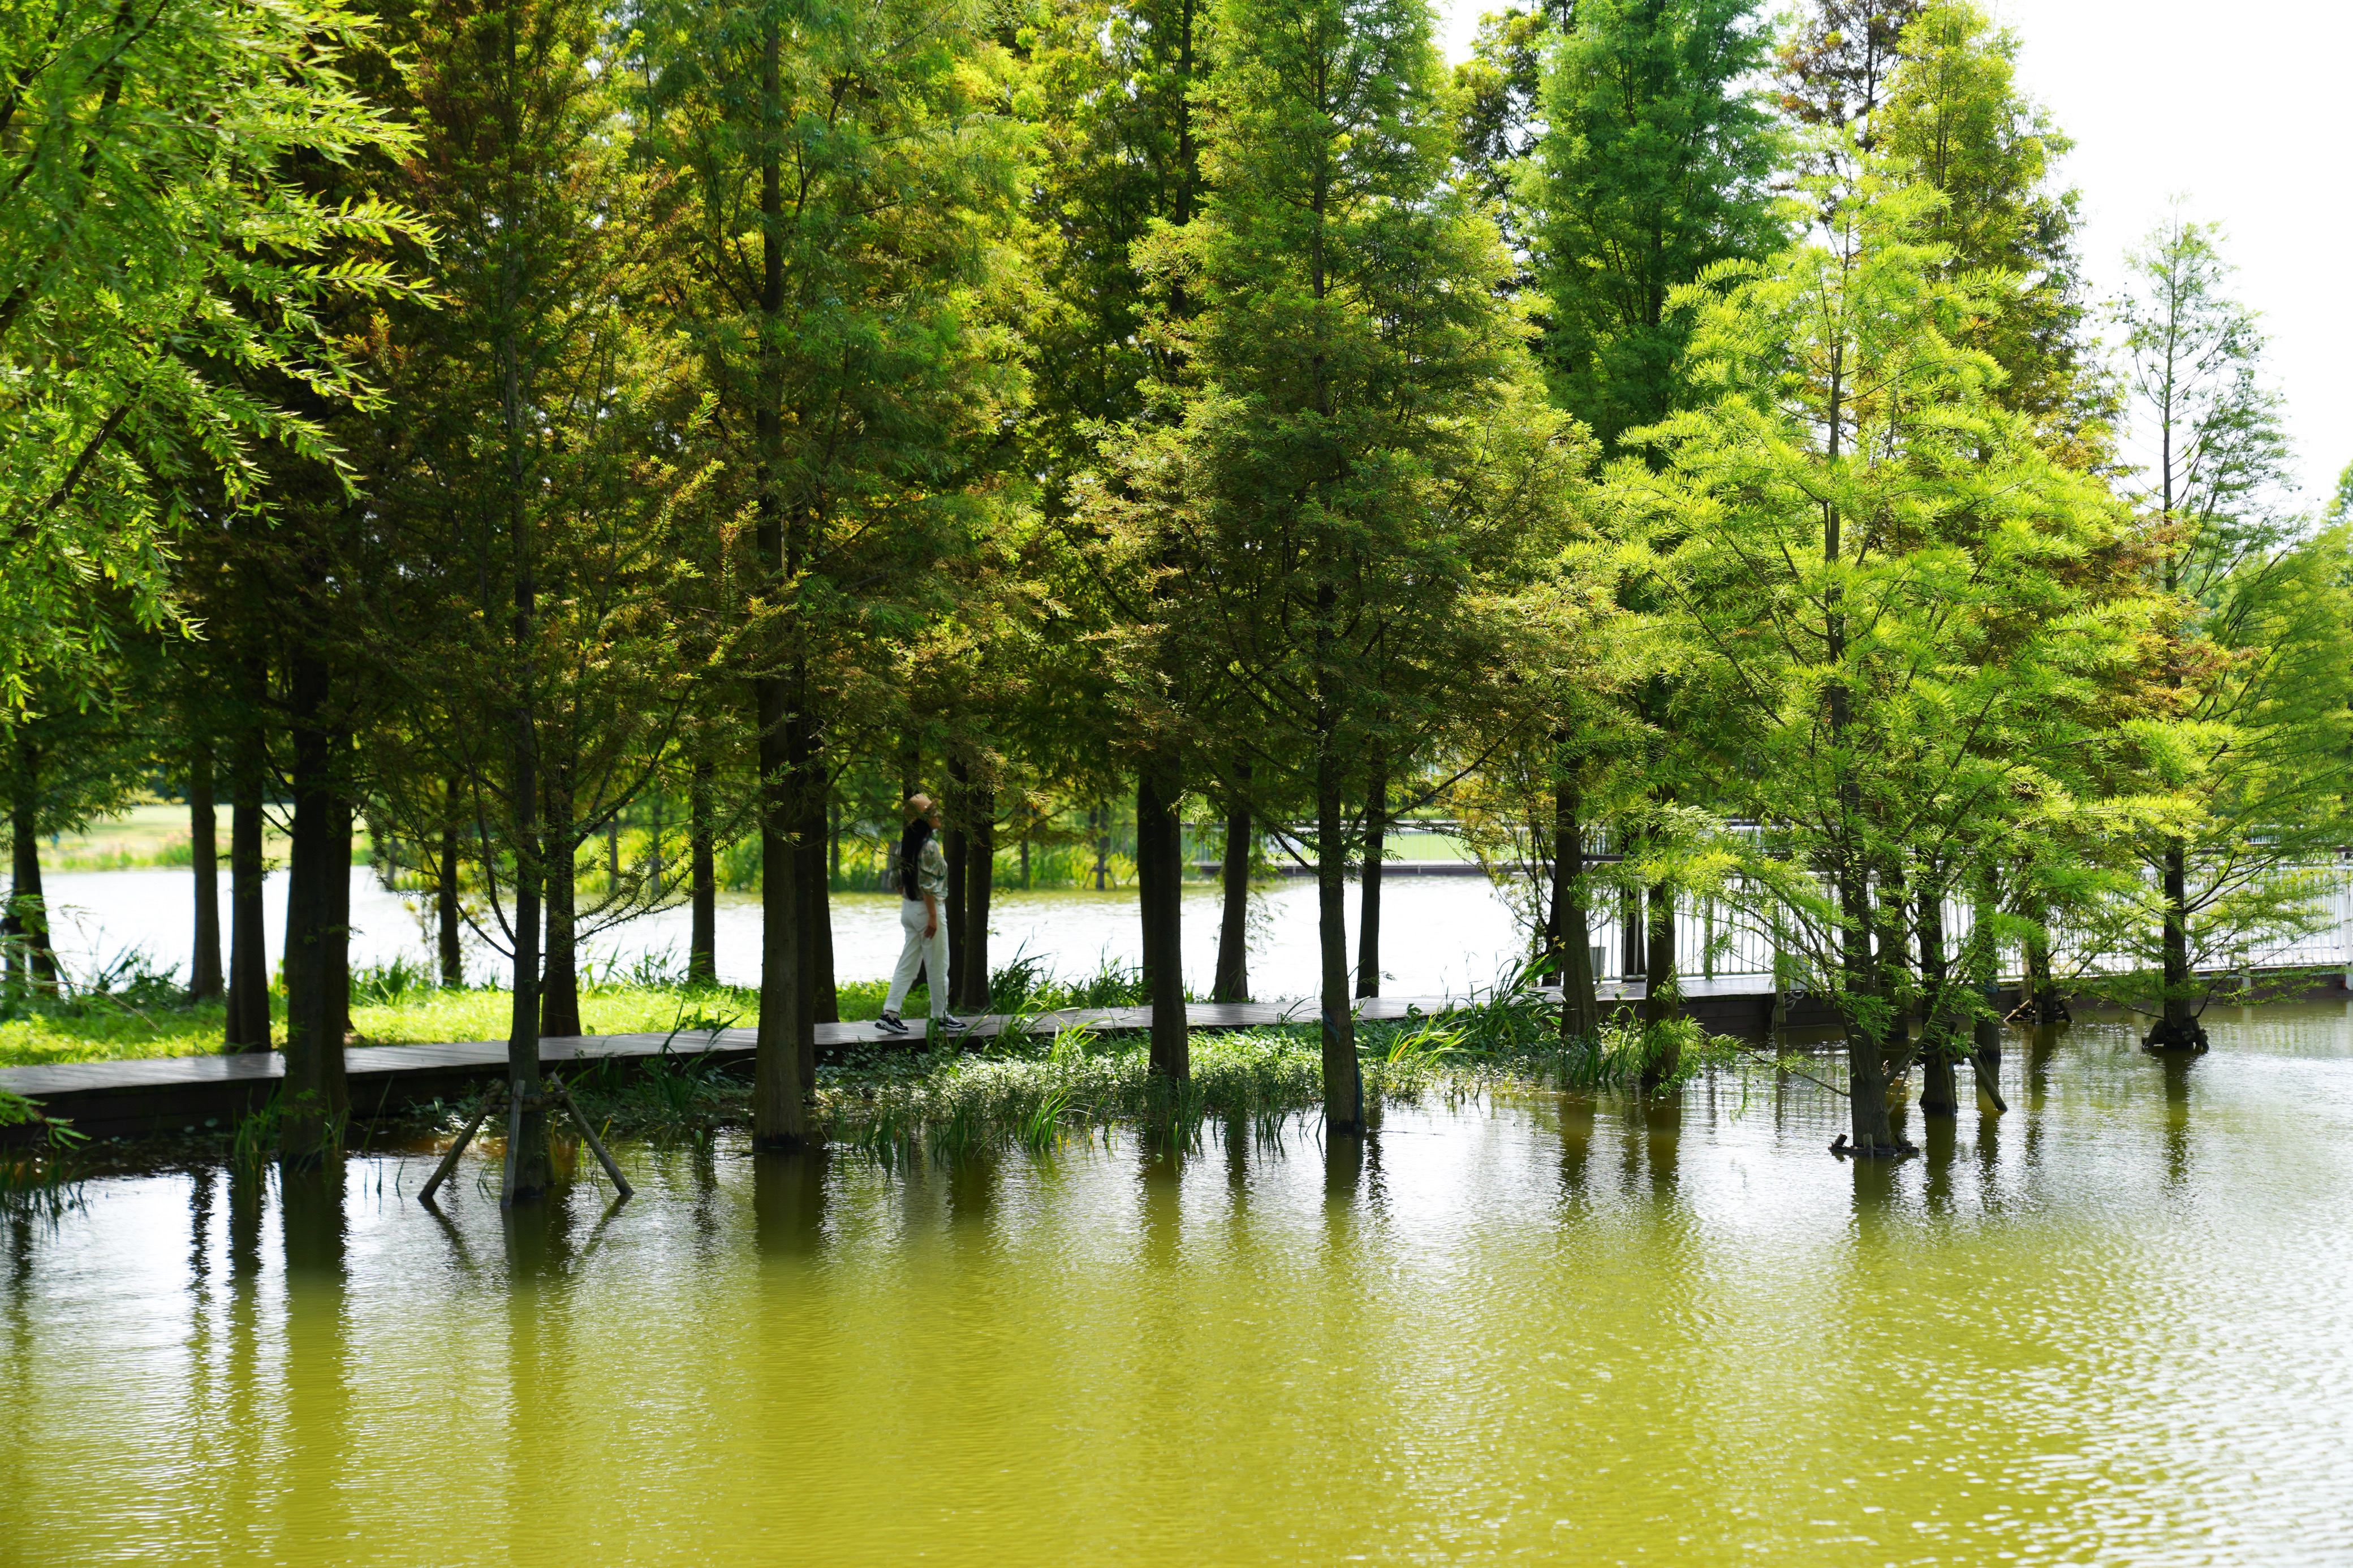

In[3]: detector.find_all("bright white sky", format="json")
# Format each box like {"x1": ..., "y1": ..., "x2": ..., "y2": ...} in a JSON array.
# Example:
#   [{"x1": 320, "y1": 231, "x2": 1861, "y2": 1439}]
[{"x1": 1437, "y1": 0, "x2": 2353, "y2": 507}]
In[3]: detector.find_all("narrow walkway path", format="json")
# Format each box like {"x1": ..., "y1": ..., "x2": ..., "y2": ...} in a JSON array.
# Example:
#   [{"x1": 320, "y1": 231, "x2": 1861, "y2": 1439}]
[{"x1": 0, "y1": 979, "x2": 1765, "y2": 1138}]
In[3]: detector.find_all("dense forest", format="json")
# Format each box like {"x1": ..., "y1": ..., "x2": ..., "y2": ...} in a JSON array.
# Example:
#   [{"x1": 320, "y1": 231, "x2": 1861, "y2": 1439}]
[{"x1": 5, "y1": 0, "x2": 2347, "y2": 1178}]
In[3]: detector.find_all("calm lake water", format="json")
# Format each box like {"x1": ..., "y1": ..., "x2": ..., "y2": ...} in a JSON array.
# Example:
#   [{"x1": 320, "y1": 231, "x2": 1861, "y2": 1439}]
[
  {"x1": 27, "y1": 866, "x2": 1527, "y2": 1001},
  {"x1": 6, "y1": 1005, "x2": 2352, "y2": 1565}
]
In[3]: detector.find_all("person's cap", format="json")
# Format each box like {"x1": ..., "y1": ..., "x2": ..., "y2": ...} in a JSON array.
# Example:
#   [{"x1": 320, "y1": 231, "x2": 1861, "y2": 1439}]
[{"x1": 907, "y1": 792, "x2": 935, "y2": 815}]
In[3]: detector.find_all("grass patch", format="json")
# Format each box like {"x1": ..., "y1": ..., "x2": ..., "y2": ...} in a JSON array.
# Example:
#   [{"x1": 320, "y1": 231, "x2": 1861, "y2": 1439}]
[{"x1": 0, "y1": 964, "x2": 921, "y2": 1069}]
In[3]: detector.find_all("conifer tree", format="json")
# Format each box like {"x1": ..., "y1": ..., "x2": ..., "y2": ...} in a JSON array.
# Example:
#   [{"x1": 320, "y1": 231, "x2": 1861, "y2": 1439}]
[
  {"x1": 1527, "y1": 0, "x2": 1782, "y2": 453},
  {"x1": 1876, "y1": 1, "x2": 2104, "y2": 460},
  {"x1": 1520, "y1": 0, "x2": 1779, "y2": 1039},
  {"x1": 363, "y1": 0, "x2": 705, "y2": 1197},
  {"x1": 0, "y1": 0, "x2": 423, "y2": 703},
  {"x1": 1620, "y1": 165, "x2": 2135, "y2": 1155},
  {"x1": 636, "y1": 0, "x2": 1023, "y2": 1145},
  {"x1": 2111, "y1": 214, "x2": 2351, "y2": 1052},
  {"x1": 1089, "y1": 0, "x2": 1580, "y2": 1129}
]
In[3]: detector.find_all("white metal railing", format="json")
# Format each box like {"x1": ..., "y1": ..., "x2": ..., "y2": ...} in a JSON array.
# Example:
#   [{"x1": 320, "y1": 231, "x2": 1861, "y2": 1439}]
[{"x1": 1588, "y1": 862, "x2": 2353, "y2": 987}]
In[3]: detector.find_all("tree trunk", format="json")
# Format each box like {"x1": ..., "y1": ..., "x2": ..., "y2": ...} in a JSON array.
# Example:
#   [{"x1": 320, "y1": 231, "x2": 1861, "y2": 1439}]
[
  {"x1": 3, "y1": 742, "x2": 57, "y2": 996},
  {"x1": 1138, "y1": 757, "x2": 1189, "y2": 1081},
  {"x1": 960, "y1": 781, "x2": 993, "y2": 1014},
  {"x1": 539, "y1": 771, "x2": 580, "y2": 1040},
  {"x1": 788, "y1": 711, "x2": 819, "y2": 1092},
  {"x1": 1356, "y1": 759, "x2": 1385, "y2": 999},
  {"x1": 189, "y1": 742, "x2": 223, "y2": 1001},
  {"x1": 2019, "y1": 885, "x2": 2068, "y2": 1023},
  {"x1": 280, "y1": 656, "x2": 351, "y2": 1163},
  {"x1": 688, "y1": 758, "x2": 717, "y2": 986},
  {"x1": 437, "y1": 778, "x2": 463, "y2": 988},
  {"x1": 1213, "y1": 770, "x2": 1251, "y2": 1003},
  {"x1": 752, "y1": 679, "x2": 806, "y2": 1148},
  {"x1": 505, "y1": 723, "x2": 548, "y2": 1202},
  {"x1": 749, "y1": 7, "x2": 808, "y2": 1144},
  {"x1": 1838, "y1": 860, "x2": 1899, "y2": 1154},
  {"x1": 943, "y1": 752, "x2": 969, "y2": 1008},
  {"x1": 1554, "y1": 769, "x2": 1599, "y2": 1042},
  {"x1": 2144, "y1": 837, "x2": 2207, "y2": 1050},
  {"x1": 226, "y1": 721, "x2": 270, "y2": 1051},
  {"x1": 1315, "y1": 740, "x2": 1359, "y2": 1133},
  {"x1": 799, "y1": 766, "x2": 836, "y2": 1027},
  {"x1": 1637, "y1": 881, "x2": 1678, "y2": 1089},
  {"x1": 1917, "y1": 867, "x2": 1957, "y2": 1115}
]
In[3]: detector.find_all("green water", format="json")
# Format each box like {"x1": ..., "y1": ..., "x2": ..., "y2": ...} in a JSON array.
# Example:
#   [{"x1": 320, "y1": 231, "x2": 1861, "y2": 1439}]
[{"x1": 6, "y1": 1005, "x2": 2352, "y2": 1566}]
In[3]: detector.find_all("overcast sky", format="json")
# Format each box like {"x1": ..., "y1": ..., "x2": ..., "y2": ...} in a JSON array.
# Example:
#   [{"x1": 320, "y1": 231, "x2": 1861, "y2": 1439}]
[{"x1": 1437, "y1": 0, "x2": 2351, "y2": 507}]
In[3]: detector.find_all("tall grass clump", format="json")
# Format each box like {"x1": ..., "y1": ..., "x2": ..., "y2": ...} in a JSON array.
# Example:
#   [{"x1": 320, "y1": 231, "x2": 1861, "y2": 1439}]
[{"x1": 819, "y1": 1025, "x2": 1449, "y2": 1168}]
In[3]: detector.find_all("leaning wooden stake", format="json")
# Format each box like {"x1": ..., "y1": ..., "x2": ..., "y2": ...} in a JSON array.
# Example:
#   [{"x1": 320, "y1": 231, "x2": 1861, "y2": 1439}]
[
  {"x1": 419, "y1": 1085, "x2": 504, "y2": 1204},
  {"x1": 1970, "y1": 1050, "x2": 2009, "y2": 1115},
  {"x1": 549, "y1": 1076, "x2": 633, "y2": 1201}
]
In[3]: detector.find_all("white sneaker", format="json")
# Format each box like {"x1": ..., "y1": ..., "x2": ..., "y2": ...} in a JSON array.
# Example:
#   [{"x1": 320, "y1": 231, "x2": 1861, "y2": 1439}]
[
  {"x1": 875, "y1": 1013, "x2": 909, "y2": 1035},
  {"x1": 940, "y1": 1014, "x2": 970, "y2": 1032}
]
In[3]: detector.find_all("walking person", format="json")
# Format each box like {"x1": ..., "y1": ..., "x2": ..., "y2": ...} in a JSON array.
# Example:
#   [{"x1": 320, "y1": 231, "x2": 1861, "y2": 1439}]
[{"x1": 877, "y1": 793, "x2": 967, "y2": 1035}]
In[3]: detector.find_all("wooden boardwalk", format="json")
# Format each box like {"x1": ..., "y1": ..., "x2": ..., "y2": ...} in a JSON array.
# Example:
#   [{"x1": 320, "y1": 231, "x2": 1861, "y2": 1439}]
[{"x1": 1, "y1": 978, "x2": 1802, "y2": 1139}]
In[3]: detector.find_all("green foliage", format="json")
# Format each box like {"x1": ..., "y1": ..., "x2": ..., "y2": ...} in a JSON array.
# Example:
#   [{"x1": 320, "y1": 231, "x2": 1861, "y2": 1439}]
[
  {"x1": 1876, "y1": 2, "x2": 2100, "y2": 453},
  {"x1": 1613, "y1": 152, "x2": 2139, "y2": 1143},
  {"x1": 1526, "y1": 0, "x2": 1784, "y2": 453},
  {"x1": 2093, "y1": 214, "x2": 2353, "y2": 1033},
  {"x1": 0, "y1": 0, "x2": 425, "y2": 701}
]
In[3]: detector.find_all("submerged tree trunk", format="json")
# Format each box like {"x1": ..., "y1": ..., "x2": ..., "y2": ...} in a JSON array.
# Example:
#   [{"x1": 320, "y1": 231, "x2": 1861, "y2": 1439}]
[
  {"x1": 1837, "y1": 863, "x2": 1899, "y2": 1154},
  {"x1": 959, "y1": 781, "x2": 993, "y2": 1015},
  {"x1": 1137, "y1": 757, "x2": 1189, "y2": 1080},
  {"x1": 1553, "y1": 768, "x2": 1600, "y2": 1042},
  {"x1": 749, "y1": 8, "x2": 810, "y2": 1143},
  {"x1": 752, "y1": 678, "x2": 806, "y2": 1148},
  {"x1": 2144, "y1": 837, "x2": 2207, "y2": 1051},
  {"x1": 1213, "y1": 771, "x2": 1251, "y2": 1004},
  {"x1": 1916, "y1": 871, "x2": 1957, "y2": 1116},
  {"x1": 2016, "y1": 878, "x2": 2069, "y2": 1024},
  {"x1": 226, "y1": 716, "x2": 270, "y2": 1051},
  {"x1": 436, "y1": 778, "x2": 463, "y2": 988},
  {"x1": 688, "y1": 758, "x2": 717, "y2": 986},
  {"x1": 1356, "y1": 760, "x2": 1385, "y2": 998},
  {"x1": 1637, "y1": 882, "x2": 1678, "y2": 1088},
  {"x1": 1314, "y1": 735, "x2": 1360, "y2": 1133},
  {"x1": 788, "y1": 711, "x2": 820, "y2": 1092},
  {"x1": 280, "y1": 655, "x2": 351, "y2": 1163},
  {"x1": 189, "y1": 742, "x2": 223, "y2": 1001},
  {"x1": 505, "y1": 724, "x2": 548, "y2": 1200}
]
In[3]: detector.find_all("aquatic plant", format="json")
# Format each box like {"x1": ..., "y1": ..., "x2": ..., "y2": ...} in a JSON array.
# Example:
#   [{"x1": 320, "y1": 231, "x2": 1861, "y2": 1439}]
[{"x1": 813, "y1": 1026, "x2": 1459, "y2": 1169}]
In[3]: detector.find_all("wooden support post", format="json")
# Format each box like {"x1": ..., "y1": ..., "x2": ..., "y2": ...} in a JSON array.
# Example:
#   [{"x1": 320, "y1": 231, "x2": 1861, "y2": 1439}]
[
  {"x1": 550, "y1": 1076, "x2": 634, "y2": 1201},
  {"x1": 502, "y1": 1078, "x2": 526, "y2": 1207},
  {"x1": 419, "y1": 1085, "x2": 503, "y2": 1205}
]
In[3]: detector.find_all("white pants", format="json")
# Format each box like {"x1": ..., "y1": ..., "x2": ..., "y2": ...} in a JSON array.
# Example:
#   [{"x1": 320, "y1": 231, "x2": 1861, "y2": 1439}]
[{"x1": 884, "y1": 899, "x2": 950, "y2": 1017}]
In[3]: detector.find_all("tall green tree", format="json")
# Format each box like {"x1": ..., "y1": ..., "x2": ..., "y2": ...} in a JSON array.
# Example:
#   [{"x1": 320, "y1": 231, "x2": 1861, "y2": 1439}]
[
  {"x1": 1022, "y1": 0, "x2": 1213, "y2": 1066},
  {"x1": 0, "y1": 0, "x2": 421, "y2": 702},
  {"x1": 637, "y1": 0, "x2": 1025, "y2": 1145},
  {"x1": 1876, "y1": 1, "x2": 2102, "y2": 461},
  {"x1": 1518, "y1": 0, "x2": 1778, "y2": 1042},
  {"x1": 1089, "y1": 0, "x2": 1580, "y2": 1129},
  {"x1": 364, "y1": 0, "x2": 705, "y2": 1198},
  {"x1": 2110, "y1": 214, "x2": 2350, "y2": 1052},
  {"x1": 1621, "y1": 167, "x2": 2136, "y2": 1156},
  {"x1": 1525, "y1": 0, "x2": 1782, "y2": 454}
]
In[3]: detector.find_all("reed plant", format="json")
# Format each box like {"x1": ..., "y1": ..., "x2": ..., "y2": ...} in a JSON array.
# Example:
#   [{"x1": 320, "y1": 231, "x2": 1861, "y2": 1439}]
[{"x1": 816, "y1": 1023, "x2": 1463, "y2": 1168}]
